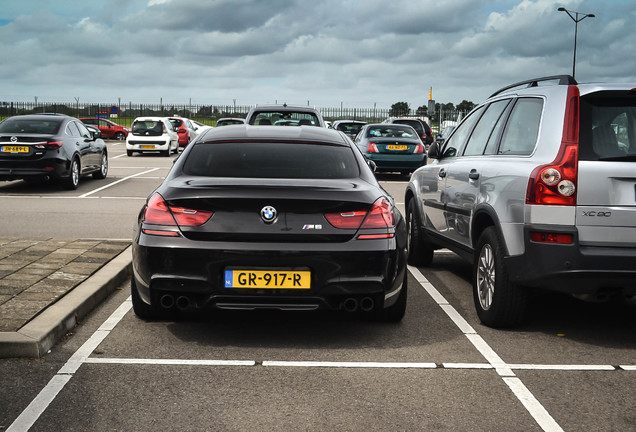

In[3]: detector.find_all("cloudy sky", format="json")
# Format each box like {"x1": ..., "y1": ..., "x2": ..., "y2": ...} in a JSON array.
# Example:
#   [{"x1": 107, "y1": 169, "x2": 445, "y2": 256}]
[{"x1": 1, "y1": 0, "x2": 635, "y2": 110}]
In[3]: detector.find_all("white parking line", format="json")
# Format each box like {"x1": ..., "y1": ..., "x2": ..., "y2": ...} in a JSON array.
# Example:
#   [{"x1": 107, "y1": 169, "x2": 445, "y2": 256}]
[
  {"x1": 7, "y1": 299, "x2": 132, "y2": 432},
  {"x1": 408, "y1": 265, "x2": 564, "y2": 432},
  {"x1": 79, "y1": 168, "x2": 159, "y2": 198},
  {"x1": 85, "y1": 358, "x2": 255, "y2": 366},
  {"x1": 262, "y1": 361, "x2": 437, "y2": 368}
]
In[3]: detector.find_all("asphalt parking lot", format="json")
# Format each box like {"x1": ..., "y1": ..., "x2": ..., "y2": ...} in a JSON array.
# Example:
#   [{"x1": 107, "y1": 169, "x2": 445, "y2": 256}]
[{"x1": 1, "y1": 140, "x2": 635, "y2": 431}]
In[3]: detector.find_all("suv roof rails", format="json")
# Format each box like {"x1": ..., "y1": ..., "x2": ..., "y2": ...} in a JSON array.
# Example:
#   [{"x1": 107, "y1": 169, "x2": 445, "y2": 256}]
[{"x1": 489, "y1": 75, "x2": 578, "y2": 98}]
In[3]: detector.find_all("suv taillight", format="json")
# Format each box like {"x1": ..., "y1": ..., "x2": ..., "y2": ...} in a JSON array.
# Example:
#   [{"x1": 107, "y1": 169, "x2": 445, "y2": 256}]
[{"x1": 526, "y1": 85, "x2": 579, "y2": 206}]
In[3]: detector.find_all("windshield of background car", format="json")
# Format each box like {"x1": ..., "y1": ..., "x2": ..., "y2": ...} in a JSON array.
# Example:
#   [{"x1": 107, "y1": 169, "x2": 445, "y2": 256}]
[
  {"x1": 183, "y1": 142, "x2": 359, "y2": 179},
  {"x1": 169, "y1": 119, "x2": 183, "y2": 128},
  {"x1": 579, "y1": 91, "x2": 636, "y2": 160},
  {"x1": 250, "y1": 111, "x2": 320, "y2": 126},
  {"x1": 366, "y1": 125, "x2": 417, "y2": 139},
  {"x1": 132, "y1": 120, "x2": 164, "y2": 136},
  {"x1": 217, "y1": 119, "x2": 244, "y2": 126},
  {"x1": 336, "y1": 123, "x2": 364, "y2": 135},
  {"x1": 393, "y1": 119, "x2": 424, "y2": 134},
  {"x1": 0, "y1": 119, "x2": 62, "y2": 134}
]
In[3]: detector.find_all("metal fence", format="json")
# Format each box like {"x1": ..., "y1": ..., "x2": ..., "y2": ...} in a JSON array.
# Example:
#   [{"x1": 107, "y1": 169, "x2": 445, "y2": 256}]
[{"x1": 0, "y1": 101, "x2": 469, "y2": 128}]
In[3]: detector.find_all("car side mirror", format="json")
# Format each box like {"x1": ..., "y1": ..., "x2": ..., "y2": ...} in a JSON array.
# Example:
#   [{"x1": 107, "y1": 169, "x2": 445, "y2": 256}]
[
  {"x1": 427, "y1": 141, "x2": 440, "y2": 159},
  {"x1": 367, "y1": 159, "x2": 377, "y2": 172}
]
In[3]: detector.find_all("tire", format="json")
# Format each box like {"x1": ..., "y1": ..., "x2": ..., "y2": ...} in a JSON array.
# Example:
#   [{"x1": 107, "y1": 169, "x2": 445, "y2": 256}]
[
  {"x1": 374, "y1": 272, "x2": 407, "y2": 322},
  {"x1": 114, "y1": 132, "x2": 125, "y2": 141},
  {"x1": 406, "y1": 199, "x2": 434, "y2": 266},
  {"x1": 131, "y1": 278, "x2": 158, "y2": 320},
  {"x1": 64, "y1": 158, "x2": 80, "y2": 190},
  {"x1": 127, "y1": 150, "x2": 133, "y2": 157},
  {"x1": 93, "y1": 153, "x2": 108, "y2": 179},
  {"x1": 473, "y1": 227, "x2": 528, "y2": 328}
]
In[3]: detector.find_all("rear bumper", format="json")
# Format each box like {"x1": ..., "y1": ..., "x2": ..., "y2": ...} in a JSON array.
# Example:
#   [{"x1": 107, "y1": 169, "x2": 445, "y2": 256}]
[
  {"x1": 0, "y1": 157, "x2": 69, "y2": 180},
  {"x1": 132, "y1": 234, "x2": 407, "y2": 311},
  {"x1": 126, "y1": 139, "x2": 171, "y2": 151},
  {"x1": 504, "y1": 225, "x2": 636, "y2": 295},
  {"x1": 367, "y1": 154, "x2": 427, "y2": 172}
]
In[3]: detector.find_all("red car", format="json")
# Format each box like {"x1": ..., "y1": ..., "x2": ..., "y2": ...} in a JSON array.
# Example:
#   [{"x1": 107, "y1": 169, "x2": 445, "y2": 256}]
[
  {"x1": 80, "y1": 118, "x2": 129, "y2": 140},
  {"x1": 168, "y1": 117, "x2": 195, "y2": 147}
]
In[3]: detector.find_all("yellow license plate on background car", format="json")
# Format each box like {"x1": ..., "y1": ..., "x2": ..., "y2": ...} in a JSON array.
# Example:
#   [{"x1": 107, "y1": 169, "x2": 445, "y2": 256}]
[
  {"x1": 1, "y1": 146, "x2": 29, "y2": 153},
  {"x1": 141, "y1": 145, "x2": 155, "y2": 149},
  {"x1": 224, "y1": 269, "x2": 311, "y2": 289},
  {"x1": 387, "y1": 144, "x2": 407, "y2": 151}
]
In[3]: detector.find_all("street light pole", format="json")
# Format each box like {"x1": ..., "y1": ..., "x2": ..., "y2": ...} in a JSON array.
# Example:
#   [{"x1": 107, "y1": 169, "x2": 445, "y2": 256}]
[{"x1": 558, "y1": 7, "x2": 595, "y2": 80}]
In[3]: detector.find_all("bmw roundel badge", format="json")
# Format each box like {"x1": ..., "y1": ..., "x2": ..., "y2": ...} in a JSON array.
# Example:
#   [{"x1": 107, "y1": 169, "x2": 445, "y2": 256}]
[{"x1": 260, "y1": 206, "x2": 277, "y2": 223}]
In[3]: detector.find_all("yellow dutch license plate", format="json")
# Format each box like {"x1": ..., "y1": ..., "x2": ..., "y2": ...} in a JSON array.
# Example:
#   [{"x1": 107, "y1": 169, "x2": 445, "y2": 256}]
[
  {"x1": 224, "y1": 269, "x2": 311, "y2": 289},
  {"x1": 1, "y1": 145, "x2": 29, "y2": 153},
  {"x1": 387, "y1": 144, "x2": 408, "y2": 151},
  {"x1": 141, "y1": 145, "x2": 155, "y2": 149}
]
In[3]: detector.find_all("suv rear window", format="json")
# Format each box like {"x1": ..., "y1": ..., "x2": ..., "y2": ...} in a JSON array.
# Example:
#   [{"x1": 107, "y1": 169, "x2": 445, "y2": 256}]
[
  {"x1": 183, "y1": 142, "x2": 359, "y2": 179},
  {"x1": 393, "y1": 119, "x2": 424, "y2": 135},
  {"x1": 579, "y1": 91, "x2": 636, "y2": 160},
  {"x1": 249, "y1": 111, "x2": 319, "y2": 126},
  {"x1": 132, "y1": 120, "x2": 164, "y2": 136}
]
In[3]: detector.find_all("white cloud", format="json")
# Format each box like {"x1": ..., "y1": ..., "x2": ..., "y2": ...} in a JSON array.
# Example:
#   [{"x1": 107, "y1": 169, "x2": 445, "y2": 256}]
[{"x1": 0, "y1": 0, "x2": 634, "y2": 108}]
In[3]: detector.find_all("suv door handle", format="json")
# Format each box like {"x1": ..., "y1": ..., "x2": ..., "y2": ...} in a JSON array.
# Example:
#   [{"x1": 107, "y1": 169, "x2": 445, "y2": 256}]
[
  {"x1": 439, "y1": 169, "x2": 447, "y2": 178},
  {"x1": 469, "y1": 170, "x2": 480, "y2": 180}
]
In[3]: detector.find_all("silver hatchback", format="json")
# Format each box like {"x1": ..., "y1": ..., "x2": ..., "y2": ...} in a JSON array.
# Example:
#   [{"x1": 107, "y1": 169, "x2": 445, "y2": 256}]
[{"x1": 405, "y1": 75, "x2": 636, "y2": 327}]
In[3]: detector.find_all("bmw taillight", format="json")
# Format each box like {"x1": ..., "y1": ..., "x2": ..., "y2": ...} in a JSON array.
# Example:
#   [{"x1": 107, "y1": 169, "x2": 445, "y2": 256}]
[
  {"x1": 324, "y1": 197, "x2": 395, "y2": 239},
  {"x1": 367, "y1": 142, "x2": 379, "y2": 153},
  {"x1": 142, "y1": 193, "x2": 213, "y2": 236},
  {"x1": 526, "y1": 85, "x2": 579, "y2": 206}
]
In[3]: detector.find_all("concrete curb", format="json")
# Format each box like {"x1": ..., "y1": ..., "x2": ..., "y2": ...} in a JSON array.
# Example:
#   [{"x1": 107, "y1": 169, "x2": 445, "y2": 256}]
[{"x1": 0, "y1": 246, "x2": 132, "y2": 358}]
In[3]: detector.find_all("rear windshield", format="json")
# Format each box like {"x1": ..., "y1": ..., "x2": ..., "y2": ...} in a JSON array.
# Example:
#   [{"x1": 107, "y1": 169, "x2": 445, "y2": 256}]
[
  {"x1": 580, "y1": 91, "x2": 636, "y2": 160},
  {"x1": 367, "y1": 125, "x2": 417, "y2": 139},
  {"x1": 169, "y1": 119, "x2": 183, "y2": 127},
  {"x1": 132, "y1": 120, "x2": 164, "y2": 136},
  {"x1": 0, "y1": 118, "x2": 62, "y2": 134},
  {"x1": 393, "y1": 119, "x2": 424, "y2": 134},
  {"x1": 249, "y1": 111, "x2": 320, "y2": 126},
  {"x1": 336, "y1": 123, "x2": 365, "y2": 135},
  {"x1": 183, "y1": 142, "x2": 359, "y2": 179},
  {"x1": 217, "y1": 119, "x2": 244, "y2": 126}
]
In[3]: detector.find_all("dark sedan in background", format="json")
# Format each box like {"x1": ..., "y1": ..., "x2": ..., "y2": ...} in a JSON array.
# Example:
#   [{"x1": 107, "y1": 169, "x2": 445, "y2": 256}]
[
  {"x1": 132, "y1": 125, "x2": 408, "y2": 322},
  {"x1": 0, "y1": 113, "x2": 108, "y2": 189},
  {"x1": 354, "y1": 123, "x2": 427, "y2": 176}
]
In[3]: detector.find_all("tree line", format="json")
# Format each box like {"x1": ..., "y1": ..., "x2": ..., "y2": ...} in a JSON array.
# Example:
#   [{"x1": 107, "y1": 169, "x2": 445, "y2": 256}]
[{"x1": 389, "y1": 100, "x2": 476, "y2": 120}]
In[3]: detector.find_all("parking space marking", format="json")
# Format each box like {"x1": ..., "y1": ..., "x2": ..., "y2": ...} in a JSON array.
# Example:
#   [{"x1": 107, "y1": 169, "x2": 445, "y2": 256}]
[
  {"x1": 408, "y1": 265, "x2": 563, "y2": 432},
  {"x1": 7, "y1": 299, "x2": 132, "y2": 432},
  {"x1": 85, "y1": 358, "x2": 255, "y2": 366},
  {"x1": 262, "y1": 361, "x2": 437, "y2": 368},
  {"x1": 503, "y1": 377, "x2": 564, "y2": 432},
  {"x1": 79, "y1": 168, "x2": 159, "y2": 198}
]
